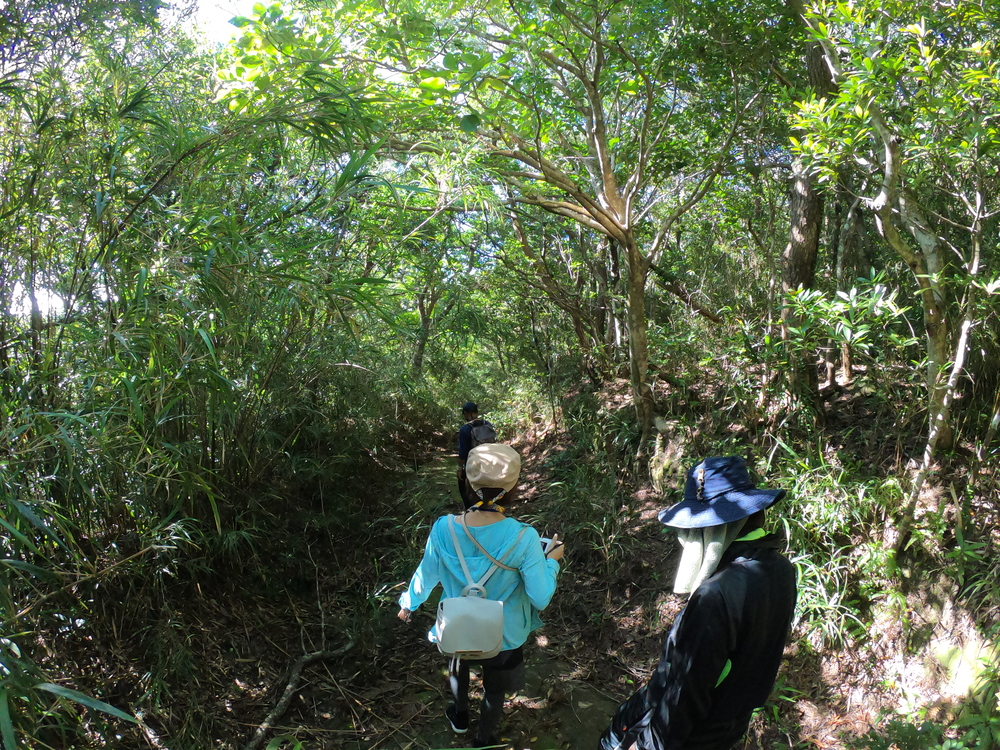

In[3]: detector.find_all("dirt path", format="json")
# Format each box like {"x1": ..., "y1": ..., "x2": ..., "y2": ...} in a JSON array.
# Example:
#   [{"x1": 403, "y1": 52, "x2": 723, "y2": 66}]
[{"x1": 369, "y1": 454, "x2": 623, "y2": 750}]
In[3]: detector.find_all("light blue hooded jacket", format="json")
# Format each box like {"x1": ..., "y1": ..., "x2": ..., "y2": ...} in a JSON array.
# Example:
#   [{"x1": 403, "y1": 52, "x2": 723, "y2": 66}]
[{"x1": 399, "y1": 514, "x2": 560, "y2": 652}]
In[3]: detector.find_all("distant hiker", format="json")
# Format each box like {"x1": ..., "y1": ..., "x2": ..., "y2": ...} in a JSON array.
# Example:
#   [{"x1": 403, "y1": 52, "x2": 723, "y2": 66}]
[
  {"x1": 600, "y1": 456, "x2": 797, "y2": 750},
  {"x1": 399, "y1": 443, "x2": 565, "y2": 749},
  {"x1": 456, "y1": 401, "x2": 497, "y2": 508}
]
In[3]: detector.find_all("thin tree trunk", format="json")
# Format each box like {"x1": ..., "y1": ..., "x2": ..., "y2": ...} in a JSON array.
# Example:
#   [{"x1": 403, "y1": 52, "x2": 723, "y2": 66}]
[
  {"x1": 782, "y1": 0, "x2": 837, "y2": 405},
  {"x1": 411, "y1": 291, "x2": 442, "y2": 378},
  {"x1": 781, "y1": 157, "x2": 824, "y2": 400},
  {"x1": 835, "y1": 194, "x2": 867, "y2": 383},
  {"x1": 625, "y1": 236, "x2": 654, "y2": 449}
]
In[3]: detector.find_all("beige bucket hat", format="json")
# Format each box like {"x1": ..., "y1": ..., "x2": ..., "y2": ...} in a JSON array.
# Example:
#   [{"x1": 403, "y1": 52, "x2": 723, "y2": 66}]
[{"x1": 466, "y1": 444, "x2": 521, "y2": 492}]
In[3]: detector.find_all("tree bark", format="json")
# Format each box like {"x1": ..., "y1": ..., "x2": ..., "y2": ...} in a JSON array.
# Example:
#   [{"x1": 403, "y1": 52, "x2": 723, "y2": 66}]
[
  {"x1": 781, "y1": 157, "x2": 824, "y2": 399},
  {"x1": 782, "y1": 0, "x2": 837, "y2": 405},
  {"x1": 411, "y1": 292, "x2": 434, "y2": 377},
  {"x1": 625, "y1": 236, "x2": 655, "y2": 445}
]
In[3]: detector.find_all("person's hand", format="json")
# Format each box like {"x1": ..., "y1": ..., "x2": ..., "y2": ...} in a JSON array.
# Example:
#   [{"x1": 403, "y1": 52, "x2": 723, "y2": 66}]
[
  {"x1": 398, "y1": 608, "x2": 412, "y2": 622},
  {"x1": 456, "y1": 468, "x2": 463, "y2": 480},
  {"x1": 545, "y1": 533, "x2": 565, "y2": 561}
]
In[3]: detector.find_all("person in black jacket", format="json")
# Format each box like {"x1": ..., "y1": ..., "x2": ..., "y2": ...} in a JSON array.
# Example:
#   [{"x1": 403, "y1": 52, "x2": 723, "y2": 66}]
[
  {"x1": 600, "y1": 456, "x2": 797, "y2": 750},
  {"x1": 456, "y1": 401, "x2": 479, "y2": 507}
]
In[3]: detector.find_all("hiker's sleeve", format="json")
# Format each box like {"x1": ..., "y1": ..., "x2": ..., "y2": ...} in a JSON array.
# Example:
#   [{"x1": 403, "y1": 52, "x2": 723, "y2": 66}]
[
  {"x1": 517, "y1": 526, "x2": 560, "y2": 611},
  {"x1": 398, "y1": 521, "x2": 442, "y2": 611},
  {"x1": 636, "y1": 584, "x2": 731, "y2": 750}
]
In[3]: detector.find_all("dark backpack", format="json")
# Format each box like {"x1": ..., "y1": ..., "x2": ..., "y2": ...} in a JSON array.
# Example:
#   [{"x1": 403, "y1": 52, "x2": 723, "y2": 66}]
[{"x1": 469, "y1": 419, "x2": 497, "y2": 448}]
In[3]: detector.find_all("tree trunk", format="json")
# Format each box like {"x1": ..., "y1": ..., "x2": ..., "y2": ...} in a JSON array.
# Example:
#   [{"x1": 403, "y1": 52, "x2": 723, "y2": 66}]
[
  {"x1": 625, "y1": 236, "x2": 654, "y2": 448},
  {"x1": 411, "y1": 323, "x2": 429, "y2": 377},
  {"x1": 835, "y1": 193, "x2": 868, "y2": 383},
  {"x1": 411, "y1": 292, "x2": 435, "y2": 378},
  {"x1": 780, "y1": 157, "x2": 824, "y2": 399},
  {"x1": 782, "y1": 2, "x2": 837, "y2": 404},
  {"x1": 899, "y1": 193, "x2": 954, "y2": 452}
]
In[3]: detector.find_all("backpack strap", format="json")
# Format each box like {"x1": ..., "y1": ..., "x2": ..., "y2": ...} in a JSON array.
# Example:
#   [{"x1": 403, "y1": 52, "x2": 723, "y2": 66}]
[
  {"x1": 448, "y1": 516, "x2": 528, "y2": 593},
  {"x1": 460, "y1": 512, "x2": 524, "y2": 571},
  {"x1": 448, "y1": 516, "x2": 484, "y2": 592}
]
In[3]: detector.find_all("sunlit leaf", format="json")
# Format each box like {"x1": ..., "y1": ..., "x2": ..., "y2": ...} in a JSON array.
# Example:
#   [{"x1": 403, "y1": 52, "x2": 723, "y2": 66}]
[{"x1": 419, "y1": 76, "x2": 448, "y2": 90}]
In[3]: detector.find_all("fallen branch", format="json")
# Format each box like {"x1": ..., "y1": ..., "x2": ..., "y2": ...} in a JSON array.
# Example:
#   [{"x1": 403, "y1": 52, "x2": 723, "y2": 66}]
[{"x1": 244, "y1": 642, "x2": 355, "y2": 750}]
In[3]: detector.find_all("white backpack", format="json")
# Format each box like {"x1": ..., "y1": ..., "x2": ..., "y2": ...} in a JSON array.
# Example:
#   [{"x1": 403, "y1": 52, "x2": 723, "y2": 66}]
[{"x1": 435, "y1": 515, "x2": 526, "y2": 660}]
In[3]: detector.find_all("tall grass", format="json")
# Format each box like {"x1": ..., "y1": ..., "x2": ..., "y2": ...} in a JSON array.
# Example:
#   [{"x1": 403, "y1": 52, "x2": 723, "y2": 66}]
[{"x1": 766, "y1": 442, "x2": 899, "y2": 648}]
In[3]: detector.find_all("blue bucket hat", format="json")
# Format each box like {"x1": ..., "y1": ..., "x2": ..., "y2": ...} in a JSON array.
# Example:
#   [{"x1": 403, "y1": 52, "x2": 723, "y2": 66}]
[{"x1": 658, "y1": 456, "x2": 785, "y2": 529}]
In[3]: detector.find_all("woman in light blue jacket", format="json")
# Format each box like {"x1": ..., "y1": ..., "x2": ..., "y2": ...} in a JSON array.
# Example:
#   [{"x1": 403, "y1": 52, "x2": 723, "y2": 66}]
[{"x1": 398, "y1": 444, "x2": 565, "y2": 748}]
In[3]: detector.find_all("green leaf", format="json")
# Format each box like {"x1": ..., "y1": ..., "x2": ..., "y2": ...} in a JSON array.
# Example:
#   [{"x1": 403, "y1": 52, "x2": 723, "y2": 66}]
[
  {"x1": 8, "y1": 500, "x2": 68, "y2": 551},
  {"x1": 133, "y1": 268, "x2": 147, "y2": 308},
  {"x1": 252, "y1": 2, "x2": 266, "y2": 15},
  {"x1": 0, "y1": 690, "x2": 16, "y2": 750},
  {"x1": 460, "y1": 112, "x2": 481, "y2": 132},
  {"x1": 1, "y1": 560, "x2": 60, "y2": 580},
  {"x1": 35, "y1": 684, "x2": 137, "y2": 723},
  {"x1": 419, "y1": 76, "x2": 448, "y2": 90},
  {"x1": 266, "y1": 736, "x2": 304, "y2": 750},
  {"x1": 197, "y1": 329, "x2": 218, "y2": 365},
  {"x1": 0, "y1": 516, "x2": 41, "y2": 554}
]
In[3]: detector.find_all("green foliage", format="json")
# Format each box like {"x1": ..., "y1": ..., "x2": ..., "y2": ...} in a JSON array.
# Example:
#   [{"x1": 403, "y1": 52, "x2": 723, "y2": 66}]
[
  {"x1": 850, "y1": 719, "x2": 962, "y2": 750},
  {"x1": 770, "y1": 443, "x2": 897, "y2": 648},
  {"x1": 518, "y1": 395, "x2": 638, "y2": 576},
  {"x1": 782, "y1": 275, "x2": 914, "y2": 363},
  {"x1": 848, "y1": 702, "x2": 1000, "y2": 750},
  {"x1": 0, "y1": 637, "x2": 136, "y2": 748}
]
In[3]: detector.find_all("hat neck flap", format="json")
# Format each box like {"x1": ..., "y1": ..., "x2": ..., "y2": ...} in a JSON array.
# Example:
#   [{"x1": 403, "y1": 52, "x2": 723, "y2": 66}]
[{"x1": 672, "y1": 518, "x2": 747, "y2": 596}]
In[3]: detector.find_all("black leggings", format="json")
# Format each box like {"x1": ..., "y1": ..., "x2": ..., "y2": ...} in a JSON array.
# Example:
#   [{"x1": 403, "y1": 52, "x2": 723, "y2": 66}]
[{"x1": 449, "y1": 647, "x2": 524, "y2": 742}]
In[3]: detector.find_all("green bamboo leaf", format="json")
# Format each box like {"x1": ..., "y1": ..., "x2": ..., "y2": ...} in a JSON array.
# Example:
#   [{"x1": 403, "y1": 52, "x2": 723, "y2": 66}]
[
  {"x1": 1, "y1": 560, "x2": 60, "y2": 581},
  {"x1": 121, "y1": 378, "x2": 144, "y2": 428},
  {"x1": 133, "y1": 268, "x2": 147, "y2": 308},
  {"x1": 8, "y1": 500, "x2": 68, "y2": 551},
  {"x1": 0, "y1": 516, "x2": 41, "y2": 554},
  {"x1": 0, "y1": 689, "x2": 16, "y2": 750},
  {"x1": 94, "y1": 191, "x2": 110, "y2": 219},
  {"x1": 35, "y1": 683, "x2": 137, "y2": 723},
  {"x1": 197, "y1": 329, "x2": 218, "y2": 365}
]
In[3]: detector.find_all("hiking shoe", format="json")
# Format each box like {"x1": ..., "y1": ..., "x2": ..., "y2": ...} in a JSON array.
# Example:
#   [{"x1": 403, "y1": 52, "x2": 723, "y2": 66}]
[{"x1": 446, "y1": 704, "x2": 468, "y2": 734}]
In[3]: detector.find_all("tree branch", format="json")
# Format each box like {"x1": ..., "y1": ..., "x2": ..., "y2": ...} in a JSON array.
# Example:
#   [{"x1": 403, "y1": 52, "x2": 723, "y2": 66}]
[{"x1": 244, "y1": 643, "x2": 355, "y2": 750}]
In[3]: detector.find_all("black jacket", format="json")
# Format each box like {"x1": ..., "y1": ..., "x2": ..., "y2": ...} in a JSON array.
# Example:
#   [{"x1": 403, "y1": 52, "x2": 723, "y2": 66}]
[{"x1": 608, "y1": 532, "x2": 797, "y2": 750}]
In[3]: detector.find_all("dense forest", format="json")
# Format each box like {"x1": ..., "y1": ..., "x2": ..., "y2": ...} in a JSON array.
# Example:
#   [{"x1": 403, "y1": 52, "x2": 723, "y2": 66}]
[{"x1": 1, "y1": 0, "x2": 998, "y2": 748}]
